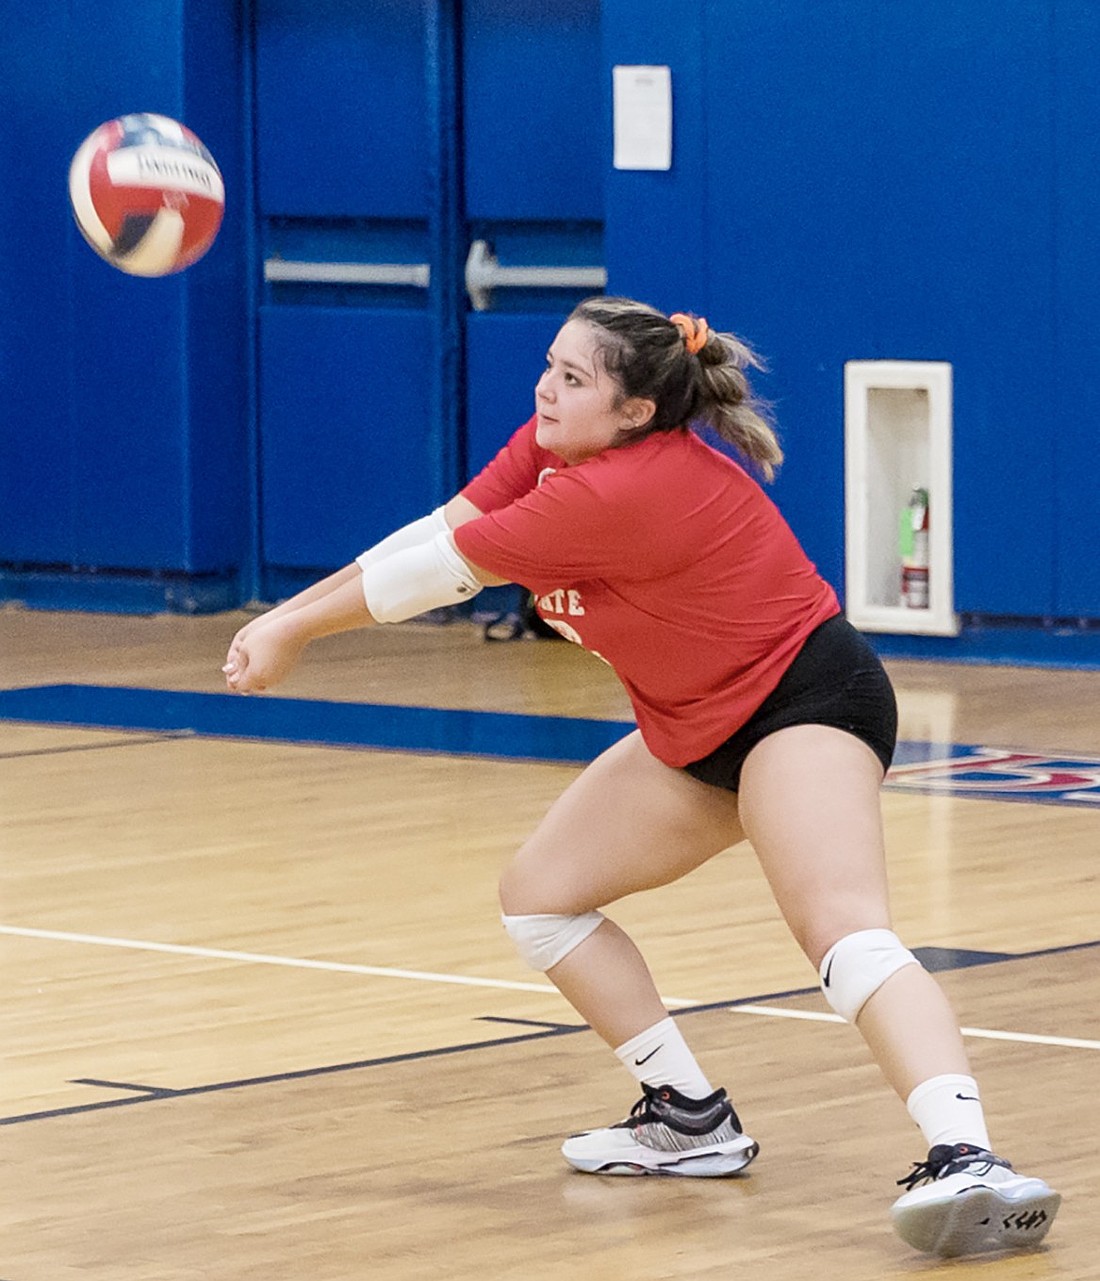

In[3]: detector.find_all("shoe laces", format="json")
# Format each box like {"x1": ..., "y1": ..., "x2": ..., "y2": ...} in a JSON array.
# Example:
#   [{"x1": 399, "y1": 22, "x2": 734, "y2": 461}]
[
  {"x1": 896, "y1": 1142, "x2": 1014, "y2": 1190},
  {"x1": 616, "y1": 1083, "x2": 735, "y2": 1135},
  {"x1": 620, "y1": 1085, "x2": 671, "y2": 1129}
]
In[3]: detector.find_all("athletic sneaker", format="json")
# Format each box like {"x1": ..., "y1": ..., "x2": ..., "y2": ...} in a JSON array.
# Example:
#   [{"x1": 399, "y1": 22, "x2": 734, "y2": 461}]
[
  {"x1": 561, "y1": 1083, "x2": 759, "y2": 1177},
  {"x1": 892, "y1": 1142, "x2": 1061, "y2": 1256}
]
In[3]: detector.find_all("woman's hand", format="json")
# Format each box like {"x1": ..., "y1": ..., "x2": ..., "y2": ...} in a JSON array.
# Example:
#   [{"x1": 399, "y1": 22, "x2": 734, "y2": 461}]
[
  {"x1": 223, "y1": 615, "x2": 264, "y2": 678},
  {"x1": 223, "y1": 615, "x2": 307, "y2": 694},
  {"x1": 222, "y1": 562, "x2": 377, "y2": 694}
]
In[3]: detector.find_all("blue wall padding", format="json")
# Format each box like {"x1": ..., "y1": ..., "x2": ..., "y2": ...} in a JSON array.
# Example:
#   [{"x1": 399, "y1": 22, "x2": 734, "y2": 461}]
[
  {"x1": 255, "y1": 0, "x2": 428, "y2": 217},
  {"x1": 1051, "y1": 1, "x2": 1100, "y2": 616},
  {"x1": 602, "y1": 0, "x2": 1099, "y2": 620},
  {"x1": 2, "y1": 0, "x2": 1098, "y2": 635},
  {"x1": 0, "y1": 0, "x2": 249, "y2": 588},
  {"x1": 258, "y1": 307, "x2": 435, "y2": 568},
  {"x1": 601, "y1": 0, "x2": 712, "y2": 315},
  {"x1": 464, "y1": 313, "x2": 567, "y2": 479},
  {"x1": 463, "y1": 0, "x2": 602, "y2": 222}
]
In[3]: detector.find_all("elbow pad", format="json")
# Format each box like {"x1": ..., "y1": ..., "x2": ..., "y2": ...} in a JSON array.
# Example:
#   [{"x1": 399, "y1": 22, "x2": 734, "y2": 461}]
[
  {"x1": 360, "y1": 531, "x2": 482, "y2": 624},
  {"x1": 356, "y1": 507, "x2": 448, "y2": 568}
]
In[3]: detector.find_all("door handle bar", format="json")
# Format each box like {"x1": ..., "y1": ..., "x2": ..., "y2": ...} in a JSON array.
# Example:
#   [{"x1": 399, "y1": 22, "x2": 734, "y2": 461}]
[
  {"x1": 264, "y1": 259, "x2": 431, "y2": 287},
  {"x1": 465, "y1": 239, "x2": 606, "y2": 311}
]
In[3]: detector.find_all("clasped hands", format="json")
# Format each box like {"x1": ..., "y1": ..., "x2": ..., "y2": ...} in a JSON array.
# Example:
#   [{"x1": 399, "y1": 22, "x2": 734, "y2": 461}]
[{"x1": 223, "y1": 613, "x2": 306, "y2": 694}]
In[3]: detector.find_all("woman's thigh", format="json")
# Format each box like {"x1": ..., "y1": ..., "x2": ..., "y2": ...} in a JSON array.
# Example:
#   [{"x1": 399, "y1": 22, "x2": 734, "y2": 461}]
[
  {"x1": 500, "y1": 730, "x2": 746, "y2": 915},
  {"x1": 736, "y1": 723, "x2": 893, "y2": 967}
]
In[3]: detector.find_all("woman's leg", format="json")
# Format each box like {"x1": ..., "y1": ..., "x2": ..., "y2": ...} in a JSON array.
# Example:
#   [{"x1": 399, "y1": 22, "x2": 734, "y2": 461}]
[
  {"x1": 737, "y1": 724, "x2": 1060, "y2": 1254},
  {"x1": 735, "y1": 723, "x2": 972, "y2": 1098},
  {"x1": 499, "y1": 729, "x2": 746, "y2": 1049},
  {"x1": 500, "y1": 731, "x2": 758, "y2": 1175}
]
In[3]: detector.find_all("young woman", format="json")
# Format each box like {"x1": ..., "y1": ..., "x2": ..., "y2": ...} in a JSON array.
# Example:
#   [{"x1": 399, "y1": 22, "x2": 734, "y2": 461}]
[{"x1": 223, "y1": 297, "x2": 1060, "y2": 1258}]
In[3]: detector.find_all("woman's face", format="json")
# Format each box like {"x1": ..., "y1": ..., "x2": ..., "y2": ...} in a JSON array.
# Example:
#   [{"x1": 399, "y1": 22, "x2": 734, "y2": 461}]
[{"x1": 533, "y1": 319, "x2": 653, "y2": 465}]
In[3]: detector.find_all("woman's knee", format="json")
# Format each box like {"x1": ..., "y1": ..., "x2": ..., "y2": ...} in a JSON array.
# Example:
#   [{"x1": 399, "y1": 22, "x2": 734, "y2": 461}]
[
  {"x1": 789, "y1": 908, "x2": 893, "y2": 971},
  {"x1": 497, "y1": 855, "x2": 532, "y2": 914},
  {"x1": 498, "y1": 843, "x2": 583, "y2": 915},
  {"x1": 500, "y1": 907, "x2": 606, "y2": 972},
  {"x1": 815, "y1": 927, "x2": 921, "y2": 1022}
]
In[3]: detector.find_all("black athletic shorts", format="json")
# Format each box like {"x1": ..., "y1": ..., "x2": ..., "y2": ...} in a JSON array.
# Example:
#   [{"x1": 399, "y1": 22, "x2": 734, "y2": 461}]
[{"x1": 682, "y1": 613, "x2": 898, "y2": 793}]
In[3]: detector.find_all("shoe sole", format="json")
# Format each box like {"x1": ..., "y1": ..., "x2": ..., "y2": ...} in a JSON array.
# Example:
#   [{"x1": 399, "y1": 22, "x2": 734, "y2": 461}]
[
  {"x1": 893, "y1": 1185, "x2": 1062, "y2": 1256},
  {"x1": 565, "y1": 1137, "x2": 759, "y2": 1178}
]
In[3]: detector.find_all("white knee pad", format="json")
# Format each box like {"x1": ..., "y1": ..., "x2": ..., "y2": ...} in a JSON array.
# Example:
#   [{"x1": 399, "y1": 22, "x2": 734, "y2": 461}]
[
  {"x1": 501, "y1": 911, "x2": 605, "y2": 972},
  {"x1": 818, "y1": 928, "x2": 921, "y2": 1023}
]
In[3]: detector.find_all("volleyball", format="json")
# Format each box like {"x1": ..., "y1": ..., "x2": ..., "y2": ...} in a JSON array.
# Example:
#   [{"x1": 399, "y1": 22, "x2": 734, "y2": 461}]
[{"x1": 67, "y1": 113, "x2": 224, "y2": 277}]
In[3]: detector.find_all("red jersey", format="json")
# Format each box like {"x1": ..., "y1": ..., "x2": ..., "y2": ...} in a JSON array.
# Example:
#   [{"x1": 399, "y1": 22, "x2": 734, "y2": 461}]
[{"x1": 455, "y1": 417, "x2": 839, "y2": 767}]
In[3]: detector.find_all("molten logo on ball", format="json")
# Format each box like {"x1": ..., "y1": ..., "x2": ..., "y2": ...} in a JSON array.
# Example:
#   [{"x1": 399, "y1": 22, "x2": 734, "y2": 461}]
[{"x1": 68, "y1": 113, "x2": 225, "y2": 277}]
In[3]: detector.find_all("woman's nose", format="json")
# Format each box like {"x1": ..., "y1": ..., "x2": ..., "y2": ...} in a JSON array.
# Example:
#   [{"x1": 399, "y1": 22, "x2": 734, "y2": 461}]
[{"x1": 535, "y1": 372, "x2": 554, "y2": 401}]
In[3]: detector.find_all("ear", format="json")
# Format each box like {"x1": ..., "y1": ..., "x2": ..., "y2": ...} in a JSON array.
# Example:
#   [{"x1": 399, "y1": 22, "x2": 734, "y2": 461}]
[{"x1": 620, "y1": 396, "x2": 657, "y2": 432}]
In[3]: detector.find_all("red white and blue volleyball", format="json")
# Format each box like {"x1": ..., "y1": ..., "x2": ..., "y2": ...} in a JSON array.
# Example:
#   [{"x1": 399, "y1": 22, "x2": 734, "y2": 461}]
[{"x1": 68, "y1": 113, "x2": 224, "y2": 277}]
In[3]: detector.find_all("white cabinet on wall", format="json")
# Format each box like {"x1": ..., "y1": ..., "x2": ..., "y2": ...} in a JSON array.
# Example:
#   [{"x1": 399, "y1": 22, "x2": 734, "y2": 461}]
[{"x1": 844, "y1": 361, "x2": 959, "y2": 636}]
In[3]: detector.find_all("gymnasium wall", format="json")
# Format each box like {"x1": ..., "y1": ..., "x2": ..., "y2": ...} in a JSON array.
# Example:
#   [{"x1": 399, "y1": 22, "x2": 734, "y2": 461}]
[
  {"x1": 0, "y1": 0, "x2": 250, "y2": 612},
  {"x1": 1, "y1": 1, "x2": 1097, "y2": 658},
  {"x1": 607, "y1": 0, "x2": 1100, "y2": 633}
]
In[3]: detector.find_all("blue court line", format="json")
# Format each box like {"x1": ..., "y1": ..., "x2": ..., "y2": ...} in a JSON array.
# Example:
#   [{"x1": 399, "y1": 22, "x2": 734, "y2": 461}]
[
  {"x1": 2, "y1": 684, "x2": 1099, "y2": 806},
  {"x1": 0, "y1": 683, "x2": 632, "y2": 765}
]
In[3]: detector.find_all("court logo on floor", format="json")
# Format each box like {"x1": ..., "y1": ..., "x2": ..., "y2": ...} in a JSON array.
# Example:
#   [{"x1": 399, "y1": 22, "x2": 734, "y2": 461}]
[{"x1": 888, "y1": 744, "x2": 1100, "y2": 807}]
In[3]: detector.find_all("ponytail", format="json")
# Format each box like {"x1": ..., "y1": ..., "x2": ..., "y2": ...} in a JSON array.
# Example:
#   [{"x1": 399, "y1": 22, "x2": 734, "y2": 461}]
[
  {"x1": 569, "y1": 297, "x2": 783, "y2": 481},
  {"x1": 692, "y1": 327, "x2": 783, "y2": 482}
]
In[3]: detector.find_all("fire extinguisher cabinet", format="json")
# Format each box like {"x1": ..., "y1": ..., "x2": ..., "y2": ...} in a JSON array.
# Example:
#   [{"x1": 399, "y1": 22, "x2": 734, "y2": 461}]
[{"x1": 843, "y1": 360, "x2": 959, "y2": 636}]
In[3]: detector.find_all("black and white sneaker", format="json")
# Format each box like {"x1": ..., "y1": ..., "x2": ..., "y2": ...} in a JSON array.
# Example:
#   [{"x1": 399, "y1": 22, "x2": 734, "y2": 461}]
[
  {"x1": 561, "y1": 1083, "x2": 759, "y2": 1177},
  {"x1": 892, "y1": 1142, "x2": 1061, "y2": 1256}
]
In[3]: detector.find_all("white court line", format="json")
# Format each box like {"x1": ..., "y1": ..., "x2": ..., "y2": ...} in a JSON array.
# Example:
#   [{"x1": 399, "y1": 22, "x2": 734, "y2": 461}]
[
  {"x1": 731, "y1": 1003, "x2": 1100, "y2": 1051},
  {"x1": 4, "y1": 925, "x2": 1097, "y2": 1049},
  {"x1": 0, "y1": 924, "x2": 701, "y2": 1006}
]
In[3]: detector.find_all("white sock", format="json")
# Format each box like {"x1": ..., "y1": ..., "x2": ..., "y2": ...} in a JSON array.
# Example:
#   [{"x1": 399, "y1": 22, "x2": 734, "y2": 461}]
[
  {"x1": 906, "y1": 1073, "x2": 992, "y2": 1150},
  {"x1": 614, "y1": 1016, "x2": 714, "y2": 1099}
]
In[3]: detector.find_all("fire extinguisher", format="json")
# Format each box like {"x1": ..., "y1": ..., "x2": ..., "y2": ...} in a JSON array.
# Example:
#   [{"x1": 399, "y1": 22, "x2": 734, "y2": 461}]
[{"x1": 899, "y1": 486, "x2": 930, "y2": 608}]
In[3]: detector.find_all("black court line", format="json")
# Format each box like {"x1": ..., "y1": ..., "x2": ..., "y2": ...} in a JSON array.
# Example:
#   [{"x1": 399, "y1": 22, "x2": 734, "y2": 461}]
[
  {"x1": 5, "y1": 936, "x2": 1096, "y2": 1130},
  {"x1": 71, "y1": 1077, "x2": 178, "y2": 1097},
  {"x1": 0, "y1": 1025, "x2": 577, "y2": 1127},
  {"x1": 476, "y1": 1015, "x2": 586, "y2": 1031},
  {"x1": 0, "y1": 731, "x2": 191, "y2": 761},
  {"x1": 1003, "y1": 937, "x2": 1100, "y2": 962}
]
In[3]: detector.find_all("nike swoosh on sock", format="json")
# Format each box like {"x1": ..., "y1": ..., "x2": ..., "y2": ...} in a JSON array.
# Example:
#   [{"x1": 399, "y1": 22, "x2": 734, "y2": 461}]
[{"x1": 634, "y1": 1045, "x2": 663, "y2": 1066}]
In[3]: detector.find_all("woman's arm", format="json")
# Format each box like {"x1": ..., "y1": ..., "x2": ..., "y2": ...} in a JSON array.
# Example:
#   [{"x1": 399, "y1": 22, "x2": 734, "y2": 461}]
[
  {"x1": 225, "y1": 563, "x2": 361, "y2": 656},
  {"x1": 444, "y1": 494, "x2": 509, "y2": 584},
  {"x1": 443, "y1": 493, "x2": 483, "y2": 529},
  {"x1": 223, "y1": 571, "x2": 374, "y2": 693},
  {"x1": 224, "y1": 494, "x2": 506, "y2": 693}
]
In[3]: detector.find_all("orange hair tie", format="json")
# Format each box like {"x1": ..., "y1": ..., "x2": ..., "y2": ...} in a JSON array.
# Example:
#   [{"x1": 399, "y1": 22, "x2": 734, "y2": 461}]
[{"x1": 669, "y1": 312, "x2": 709, "y2": 355}]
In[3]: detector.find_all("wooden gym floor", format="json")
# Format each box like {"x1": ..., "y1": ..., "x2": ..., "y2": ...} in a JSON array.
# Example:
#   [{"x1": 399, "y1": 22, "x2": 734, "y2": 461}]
[{"x1": 1, "y1": 605, "x2": 1098, "y2": 1280}]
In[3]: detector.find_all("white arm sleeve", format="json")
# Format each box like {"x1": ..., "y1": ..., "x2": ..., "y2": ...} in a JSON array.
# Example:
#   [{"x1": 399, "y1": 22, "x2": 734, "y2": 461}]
[
  {"x1": 355, "y1": 507, "x2": 448, "y2": 569},
  {"x1": 360, "y1": 531, "x2": 483, "y2": 624}
]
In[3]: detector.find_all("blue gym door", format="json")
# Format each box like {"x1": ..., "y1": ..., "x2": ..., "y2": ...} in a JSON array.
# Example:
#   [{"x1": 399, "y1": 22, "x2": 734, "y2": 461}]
[{"x1": 252, "y1": 0, "x2": 602, "y2": 599}]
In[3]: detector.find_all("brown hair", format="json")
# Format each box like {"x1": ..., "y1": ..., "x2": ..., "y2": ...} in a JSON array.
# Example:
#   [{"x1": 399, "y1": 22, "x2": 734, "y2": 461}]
[{"x1": 568, "y1": 296, "x2": 783, "y2": 481}]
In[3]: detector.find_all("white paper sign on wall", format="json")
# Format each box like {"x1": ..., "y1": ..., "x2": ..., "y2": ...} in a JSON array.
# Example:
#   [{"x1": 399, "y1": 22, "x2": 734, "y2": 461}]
[{"x1": 612, "y1": 65, "x2": 672, "y2": 171}]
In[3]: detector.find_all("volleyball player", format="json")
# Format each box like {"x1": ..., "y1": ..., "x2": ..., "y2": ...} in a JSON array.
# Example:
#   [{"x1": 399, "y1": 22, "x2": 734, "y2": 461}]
[{"x1": 223, "y1": 297, "x2": 1060, "y2": 1258}]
